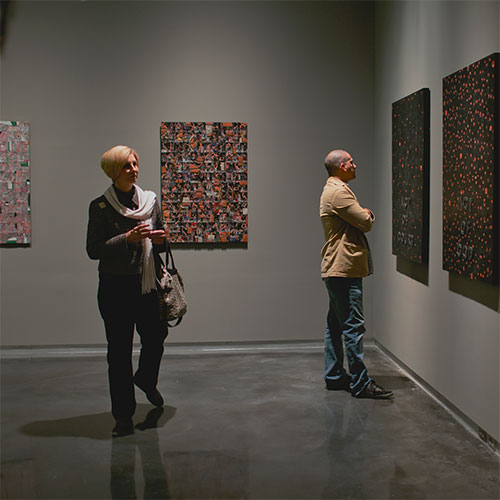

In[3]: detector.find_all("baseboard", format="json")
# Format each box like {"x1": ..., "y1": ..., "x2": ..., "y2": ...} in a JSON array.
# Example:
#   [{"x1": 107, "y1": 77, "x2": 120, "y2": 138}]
[{"x1": 0, "y1": 339, "x2": 325, "y2": 359}]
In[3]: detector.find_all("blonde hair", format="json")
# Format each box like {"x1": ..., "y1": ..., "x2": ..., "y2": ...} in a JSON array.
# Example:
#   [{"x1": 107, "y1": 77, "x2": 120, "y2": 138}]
[{"x1": 101, "y1": 145, "x2": 139, "y2": 180}]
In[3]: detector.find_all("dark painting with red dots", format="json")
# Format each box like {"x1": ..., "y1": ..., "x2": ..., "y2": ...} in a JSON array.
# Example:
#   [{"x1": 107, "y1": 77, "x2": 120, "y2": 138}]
[
  {"x1": 442, "y1": 53, "x2": 499, "y2": 284},
  {"x1": 392, "y1": 88, "x2": 430, "y2": 263},
  {"x1": 160, "y1": 122, "x2": 248, "y2": 245}
]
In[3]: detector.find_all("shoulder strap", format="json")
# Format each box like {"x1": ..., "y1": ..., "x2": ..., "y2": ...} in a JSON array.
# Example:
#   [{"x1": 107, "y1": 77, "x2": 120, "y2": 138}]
[
  {"x1": 168, "y1": 317, "x2": 183, "y2": 327},
  {"x1": 164, "y1": 240, "x2": 177, "y2": 271}
]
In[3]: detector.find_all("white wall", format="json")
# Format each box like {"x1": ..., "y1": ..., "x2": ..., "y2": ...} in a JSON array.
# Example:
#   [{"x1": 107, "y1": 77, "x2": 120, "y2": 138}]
[
  {"x1": 0, "y1": 1, "x2": 375, "y2": 346},
  {"x1": 373, "y1": 0, "x2": 499, "y2": 441}
]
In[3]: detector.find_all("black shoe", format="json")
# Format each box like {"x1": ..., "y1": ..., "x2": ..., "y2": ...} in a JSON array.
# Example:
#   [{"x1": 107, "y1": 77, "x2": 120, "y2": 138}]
[
  {"x1": 133, "y1": 377, "x2": 164, "y2": 407},
  {"x1": 112, "y1": 419, "x2": 134, "y2": 437},
  {"x1": 325, "y1": 376, "x2": 351, "y2": 392},
  {"x1": 355, "y1": 380, "x2": 394, "y2": 399}
]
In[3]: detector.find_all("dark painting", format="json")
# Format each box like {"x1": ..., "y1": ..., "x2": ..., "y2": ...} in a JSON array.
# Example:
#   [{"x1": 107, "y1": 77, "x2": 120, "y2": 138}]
[
  {"x1": 392, "y1": 88, "x2": 430, "y2": 263},
  {"x1": 160, "y1": 122, "x2": 248, "y2": 245},
  {"x1": 442, "y1": 53, "x2": 499, "y2": 283}
]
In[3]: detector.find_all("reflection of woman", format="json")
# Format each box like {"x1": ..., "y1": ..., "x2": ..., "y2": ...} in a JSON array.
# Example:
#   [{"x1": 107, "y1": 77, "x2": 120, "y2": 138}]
[{"x1": 86, "y1": 145, "x2": 168, "y2": 437}]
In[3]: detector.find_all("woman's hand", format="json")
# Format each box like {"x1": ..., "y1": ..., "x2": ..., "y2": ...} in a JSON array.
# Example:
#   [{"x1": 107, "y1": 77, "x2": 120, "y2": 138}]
[
  {"x1": 149, "y1": 229, "x2": 166, "y2": 245},
  {"x1": 126, "y1": 223, "x2": 152, "y2": 244}
]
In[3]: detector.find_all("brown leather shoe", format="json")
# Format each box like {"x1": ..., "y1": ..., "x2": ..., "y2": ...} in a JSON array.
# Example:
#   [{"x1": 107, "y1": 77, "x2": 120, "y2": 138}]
[{"x1": 355, "y1": 380, "x2": 394, "y2": 399}]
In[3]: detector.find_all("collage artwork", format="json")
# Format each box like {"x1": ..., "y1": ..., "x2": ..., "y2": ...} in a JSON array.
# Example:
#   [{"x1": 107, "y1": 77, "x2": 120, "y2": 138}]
[
  {"x1": 160, "y1": 122, "x2": 248, "y2": 244},
  {"x1": 0, "y1": 121, "x2": 31, "y2": 246}
]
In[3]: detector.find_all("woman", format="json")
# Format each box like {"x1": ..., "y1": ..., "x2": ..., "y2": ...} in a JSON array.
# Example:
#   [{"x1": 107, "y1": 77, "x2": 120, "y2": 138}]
[{"x1": 86, "y1": 145, "x2": 168, "y2": 437}]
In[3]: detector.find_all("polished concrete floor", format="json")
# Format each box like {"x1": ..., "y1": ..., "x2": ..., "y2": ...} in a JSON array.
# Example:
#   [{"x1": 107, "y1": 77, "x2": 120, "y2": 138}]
[{"x1": 1, "y1": 344, "x2": 499, "y2": 499}]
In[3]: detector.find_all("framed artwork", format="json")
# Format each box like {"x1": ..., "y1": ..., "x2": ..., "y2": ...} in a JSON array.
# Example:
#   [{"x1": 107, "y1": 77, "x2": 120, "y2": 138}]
[
  {"x1": 0, "y1": 121, "x2": 31, "y2": 246},
  {"x1": 392, "y1": 88, "x2": 430, "y2": 264},
  {"x1": 442, "y1": 53, "x2": 499, "y2": 283},
  {"x1": 160, "y1": 122, "x2": 248, "y2": 245}
]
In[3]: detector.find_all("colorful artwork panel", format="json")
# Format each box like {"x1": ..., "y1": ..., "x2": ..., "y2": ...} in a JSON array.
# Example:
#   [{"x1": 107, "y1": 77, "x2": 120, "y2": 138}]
[
  {"x1": 442, "y1": 53, "x2": 499, "y2": 283},
  {"x1": 160, "y1": 122, "x2": 248, "y2": 244},
  {"x1": 392, "y1": 88, "x2": 430, "y2": 264},
  {"x1": 0, "y1": 121, "x2": 31, "y2": 246}
]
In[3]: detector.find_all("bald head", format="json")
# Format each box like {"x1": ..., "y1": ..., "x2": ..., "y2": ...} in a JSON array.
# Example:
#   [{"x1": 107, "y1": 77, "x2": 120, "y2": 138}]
[{"x1": 324, "y1": 149, "x2": 350, "y2": 176}]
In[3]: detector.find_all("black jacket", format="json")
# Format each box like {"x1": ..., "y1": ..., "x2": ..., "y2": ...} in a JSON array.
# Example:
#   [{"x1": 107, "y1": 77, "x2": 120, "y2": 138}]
[{"x1": 86, "y1": 192, "x2": 164, "y2": 275}]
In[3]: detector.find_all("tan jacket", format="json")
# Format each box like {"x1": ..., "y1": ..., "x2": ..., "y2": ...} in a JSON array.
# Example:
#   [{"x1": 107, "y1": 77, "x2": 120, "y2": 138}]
[{"x1": 320, "y1": 177, "x2": 374, "y2": 278}]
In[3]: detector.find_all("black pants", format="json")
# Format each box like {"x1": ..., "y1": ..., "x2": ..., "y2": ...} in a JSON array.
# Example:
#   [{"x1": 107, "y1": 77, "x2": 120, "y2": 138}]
[{"x1": 98, "y1": 273, "x2": 168, "y2": 421}]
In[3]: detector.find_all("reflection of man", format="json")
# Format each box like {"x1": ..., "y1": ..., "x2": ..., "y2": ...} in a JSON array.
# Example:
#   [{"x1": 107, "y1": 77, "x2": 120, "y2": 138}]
[{"x1": 320, "y1": 150, "x2": 393, "y2": 399}]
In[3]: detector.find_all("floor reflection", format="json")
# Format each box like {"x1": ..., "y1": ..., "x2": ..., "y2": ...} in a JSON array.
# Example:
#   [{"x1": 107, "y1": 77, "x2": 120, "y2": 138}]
[
  {"x1": 321, "y1": 377, "x2": 438, "y2": 499},
  {"x1": 322, "y1": 396, "x2": 371, "y2": 499},
  {"x1": 111, "y1": 408, "x2": 249, "y2": 499},
  {"x1": 163, "y1": 450, "x2": 248, "y2": 499},
  {"x1": 111, "y1": 408, "x2": 171, "y2": 500}
]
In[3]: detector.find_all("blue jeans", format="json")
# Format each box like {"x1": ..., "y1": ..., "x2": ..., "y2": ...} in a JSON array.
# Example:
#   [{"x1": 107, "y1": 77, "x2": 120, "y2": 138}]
[{"x1": 324, "y1": 277, "x2": 370, "y2": 396}]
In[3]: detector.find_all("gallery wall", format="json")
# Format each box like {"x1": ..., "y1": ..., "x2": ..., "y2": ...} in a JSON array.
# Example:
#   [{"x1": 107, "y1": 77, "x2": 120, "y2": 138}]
[
  {"x1": 0, "y1": 1, "x2": 375, "y2": 346},
  {"x1": 2, "y1": 0, "x2": 498, "y2": 446},
  {"x1": 372, "y1": 1, "x2": 499, "y2": 442}
]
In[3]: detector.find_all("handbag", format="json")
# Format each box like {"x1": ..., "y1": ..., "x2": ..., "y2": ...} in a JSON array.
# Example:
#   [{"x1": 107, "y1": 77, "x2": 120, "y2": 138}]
[{"x1": 156, "y1": 242, "x2": 187, "y2": 327}]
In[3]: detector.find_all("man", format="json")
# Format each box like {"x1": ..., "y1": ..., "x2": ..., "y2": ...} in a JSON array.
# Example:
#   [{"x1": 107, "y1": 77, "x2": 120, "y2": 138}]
[{"x1": 320, "y1": 149, "x2": 393, "y2": 399}]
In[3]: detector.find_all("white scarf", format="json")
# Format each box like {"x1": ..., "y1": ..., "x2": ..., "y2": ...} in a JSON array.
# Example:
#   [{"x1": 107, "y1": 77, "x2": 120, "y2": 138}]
[{"x1": 104, "y1": 185, "x2": 158, "y2": 295}]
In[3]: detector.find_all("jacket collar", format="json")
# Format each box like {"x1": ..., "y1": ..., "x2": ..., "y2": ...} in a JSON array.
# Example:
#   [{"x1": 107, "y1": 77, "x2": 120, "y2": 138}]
[{"x1": 328, "y1": 176, "x2": 356, "y2": 197}]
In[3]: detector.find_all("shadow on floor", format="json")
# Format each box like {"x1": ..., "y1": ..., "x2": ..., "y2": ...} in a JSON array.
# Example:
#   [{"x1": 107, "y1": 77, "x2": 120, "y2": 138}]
[
  {"x1": 372, "y1": 374, "x2": 414, "y2": 391},
  {"x1": 18, "y1": 404, "x2": 177, "y2": 440}
]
